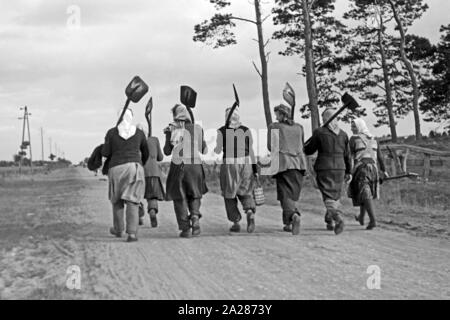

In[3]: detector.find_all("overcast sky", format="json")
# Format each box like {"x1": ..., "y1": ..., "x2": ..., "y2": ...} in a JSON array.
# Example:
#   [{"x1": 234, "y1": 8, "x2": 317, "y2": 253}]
[{"x1": 0, "y1": 0, "x2": 449, "y2": 163}]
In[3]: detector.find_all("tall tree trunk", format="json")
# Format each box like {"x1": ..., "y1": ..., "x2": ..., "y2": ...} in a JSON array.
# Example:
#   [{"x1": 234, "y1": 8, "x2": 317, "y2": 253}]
[
  {"x1": 378, "y1": 28, "x2": 398, "y2": 142},
  {"x1": 388, "y1": 0, "x2": 422, "y2": 140},
  {"x1": 254, "y1": 0, "x2": 272, "y2": 127},
  {"x1": 302, "y1": 0, "x2": 320, "y2": 130}
]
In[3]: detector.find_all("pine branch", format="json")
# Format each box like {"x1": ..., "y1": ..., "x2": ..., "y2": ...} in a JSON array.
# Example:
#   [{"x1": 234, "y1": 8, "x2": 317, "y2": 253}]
[{"x1": 252, "y1": 60, "x2": 262, "y2": 78}]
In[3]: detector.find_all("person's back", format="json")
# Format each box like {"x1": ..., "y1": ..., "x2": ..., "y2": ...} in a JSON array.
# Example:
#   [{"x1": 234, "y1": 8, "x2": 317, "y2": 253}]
[
  {"x1": 143, "y1": 136, "x2": 163, "y2": 178},
  {"x1": 166, "y1": 122, "x2": 207, "y2": 165},
  {"x1": 305, "y1": 126, "x2": 350, "y2": 172},
  {"x1": 102, "y1": 127, "x2": 149, "y2": 168},
  {"x1": 268, "y1": 121, "x2": 307, "y2": 174}
]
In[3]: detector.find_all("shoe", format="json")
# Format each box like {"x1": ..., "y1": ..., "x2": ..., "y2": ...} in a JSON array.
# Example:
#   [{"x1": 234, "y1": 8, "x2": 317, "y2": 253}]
[
  {"x1": 179, "y1": 229, "x2": 191, "y2": 238},
  {"x1": 334, "y1": 220, "x2": 345, "y2": 235},
  {"x1": 366, "y1": 222, "x2": 376, "y2": 230},
  {"x1": 149, "y1": 210, "x2": 158, "y2": 228},
  {"x1": 230, "y1": 222, "x2": 241, "y2": 233},
  {"x1": 138, "y1": 218, "x2": 144, "y2": 226},
  {"x1": 292, "y1": 213, "x2": 301, "y2": 235},
  {"x1": 355, "y1": 214, "x2": 364, "y2": 226},
  {"x1": 246, "y1": 212, "x2": 255, "y2": 233},
  {"x1": 326, "y1": 223, "x2": 334, "y2": 231},
  {"x1": 126, "y1": 234, "x2": 138, "y2": 242},
  {"x1": 191, "y1": 216, "x2": 201, "y2": 236},
  {"x1": 109, "y1": 227, "x2": 122, "y2": 238},
  {"x1": 283, "y1": 224, "x2": 292, "y2": 232}
]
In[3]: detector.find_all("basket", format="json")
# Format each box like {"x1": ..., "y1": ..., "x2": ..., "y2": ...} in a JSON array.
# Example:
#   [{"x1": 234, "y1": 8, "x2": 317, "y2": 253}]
[{"x1": 253, "y1": 178, "x2": 265, "y2": 206}]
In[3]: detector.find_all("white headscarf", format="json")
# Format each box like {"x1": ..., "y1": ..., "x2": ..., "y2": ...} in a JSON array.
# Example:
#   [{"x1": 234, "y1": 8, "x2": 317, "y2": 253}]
[
  {"x1": 225, "y1": 107, "x2": 241, "y2": 129},
  {"x1": 354, "y1": 118, "x2": 373, "y2": 138},
  {"x1": 117, "y1": 108, "x2": 136, "y2": 140}
]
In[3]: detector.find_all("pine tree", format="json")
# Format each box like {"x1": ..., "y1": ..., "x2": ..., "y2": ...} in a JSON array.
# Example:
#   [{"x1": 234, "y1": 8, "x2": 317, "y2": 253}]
[
  {"x1": 420, "y1": 24, "x2": 450, "y2": 123},
  {"x1": 193, "y1": 0, "x2": 273, "y2": 126}
]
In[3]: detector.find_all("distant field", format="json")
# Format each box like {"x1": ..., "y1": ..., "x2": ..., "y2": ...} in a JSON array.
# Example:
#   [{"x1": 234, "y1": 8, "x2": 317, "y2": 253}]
[{"x1": 0, "y1": 166, "x2": 49, "y2": 179}]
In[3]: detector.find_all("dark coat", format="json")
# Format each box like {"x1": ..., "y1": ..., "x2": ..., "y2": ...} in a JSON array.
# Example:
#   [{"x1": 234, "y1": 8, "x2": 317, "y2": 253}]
[
  {"x1": 87, "y1": 144, "x2": 103, "y2": 171},
  {"x1": 304, "y1": 126, "x2": 352, "y2": 174}
]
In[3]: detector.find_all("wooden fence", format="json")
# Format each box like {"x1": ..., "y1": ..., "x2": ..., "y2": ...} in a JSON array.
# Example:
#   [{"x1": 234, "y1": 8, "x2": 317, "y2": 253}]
[{"x1": 380, "y1": 144, "x2": 450, "y2": 181}]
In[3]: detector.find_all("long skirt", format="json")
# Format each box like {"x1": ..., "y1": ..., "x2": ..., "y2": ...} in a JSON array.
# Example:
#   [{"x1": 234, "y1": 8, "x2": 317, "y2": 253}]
[
  {"x1": 349, "y1": 161, "x2": 380, "y2": 206},
  {"x1": 316, "y1": 170, "x2": 345, "y2": 201},
  {"x1": 108, "y1": 162, "x2": 145, "y2": 205},
  {"x1": 144, "y1": 176, "x2": 165, "y2": 201},
  {"x1": 165, "y1": 162, "x2": 208, "y2": 201},
  {"x1": 220, "y1": 163, "x2": 255, "y2": 199}
]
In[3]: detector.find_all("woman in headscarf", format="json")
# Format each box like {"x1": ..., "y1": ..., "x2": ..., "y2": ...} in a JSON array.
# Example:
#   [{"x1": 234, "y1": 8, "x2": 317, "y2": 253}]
[
  {"x1": 136, "y1": 123, "x2": 165, "y2": 228},
  {"x1": 349, "y1": 118, "x2": 388, "y2": 230},
  {"x1": 101, "y1": 108, "x2": 149, "y2": 242},
  {"x1": 163, "y1": 104, "x2": 208, "y2": 238},
  {"x1": 267, "y1": 103, "x2": 307, "y2": 235},
  {"x1": 214, "y1": 107, "x2": 258, "y2": 233}
]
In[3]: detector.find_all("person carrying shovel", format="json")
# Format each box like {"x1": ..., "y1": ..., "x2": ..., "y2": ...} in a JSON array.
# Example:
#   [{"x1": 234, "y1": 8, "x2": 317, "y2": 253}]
[
  {"x1": 304, "y1": 108, "x2": 352, "y2": 235},
  {"x1": 164, "y1": 101, "x2": 208, "y2": 238},
  {"x1": 102, "y1": 108, "x2": 149, "y2": 242},
  {"x1": 214, "y1": 107, "x2": 258, "y2": 233},
  {"x1": 267, "y1": 103, "x2": 308, "y2": 235},
  {"x1": 136, "y1": 123, "x2": 165, "y2": 228}
]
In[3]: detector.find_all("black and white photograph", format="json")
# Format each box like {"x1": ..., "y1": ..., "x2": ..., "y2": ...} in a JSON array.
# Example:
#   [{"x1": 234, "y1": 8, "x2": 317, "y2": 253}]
[{"x1": 0, "y1": 0, "x2": 449, "y2": 302}]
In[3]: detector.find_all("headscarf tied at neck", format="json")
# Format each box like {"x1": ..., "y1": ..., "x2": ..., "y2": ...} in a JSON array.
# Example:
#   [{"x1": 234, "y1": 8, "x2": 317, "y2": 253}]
[
  {"x1": 117, "y1": 108, "x2": 136, "y2": 140},
  {"x1": 353, "y1": 118, "x2": 373, "y2": 138},
  {"x1": 225, "y1": 107, "x2": 241, "y2": 129}
]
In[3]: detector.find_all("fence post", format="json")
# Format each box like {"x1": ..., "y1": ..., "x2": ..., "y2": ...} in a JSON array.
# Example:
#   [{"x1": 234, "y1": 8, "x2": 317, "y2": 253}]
[{"x1": 423, "y1": 153, "x2": 431, "y2": 182}]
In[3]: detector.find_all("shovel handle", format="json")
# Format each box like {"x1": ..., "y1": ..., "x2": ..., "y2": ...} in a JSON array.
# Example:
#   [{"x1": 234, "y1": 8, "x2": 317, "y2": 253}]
[{"x1": 116, "y1": 98, "x2": 131, "y2": 127}]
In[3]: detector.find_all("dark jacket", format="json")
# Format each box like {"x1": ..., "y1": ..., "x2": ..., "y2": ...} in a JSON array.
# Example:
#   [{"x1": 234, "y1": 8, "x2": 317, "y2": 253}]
[
  {"x1": 304, "y1": 126, "x2": 352, "y2": 174},
  {"x1": 101, "y1": 127, "x2": 149, "y2": 169}
]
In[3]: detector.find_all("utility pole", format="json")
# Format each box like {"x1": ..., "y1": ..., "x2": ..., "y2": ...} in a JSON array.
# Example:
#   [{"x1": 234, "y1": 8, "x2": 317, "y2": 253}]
[
  {"x1": 18, "y1": 106, "x2": 32, "y2": 174},
  {"x1": 41, "y1": 127, "x2": 44, "y2": 161}
]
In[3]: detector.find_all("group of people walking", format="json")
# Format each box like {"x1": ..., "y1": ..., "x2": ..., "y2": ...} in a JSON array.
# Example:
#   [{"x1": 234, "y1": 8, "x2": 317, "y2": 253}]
[{"x1": 100, "y1": 102, "x2": 388, "y2": 242}]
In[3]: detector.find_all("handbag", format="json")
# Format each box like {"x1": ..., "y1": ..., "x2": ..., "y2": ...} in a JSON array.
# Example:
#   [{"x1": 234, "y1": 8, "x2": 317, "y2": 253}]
[{"x1": 253, "y1": 177, "x2": 265, "y2": 206}]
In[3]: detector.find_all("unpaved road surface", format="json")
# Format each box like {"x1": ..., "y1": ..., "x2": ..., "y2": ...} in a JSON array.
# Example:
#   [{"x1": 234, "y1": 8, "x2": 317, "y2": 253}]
[{"x1": 1, "y1": 168, "x2": 449, "y2": 299}]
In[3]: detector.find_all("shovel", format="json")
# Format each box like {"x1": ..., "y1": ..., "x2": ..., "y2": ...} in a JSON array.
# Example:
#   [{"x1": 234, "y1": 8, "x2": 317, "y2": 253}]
[
  {"x1": 382, "y1": 172, "x2": 419, "y2": 183},
  {"x1": 225, "y1": 84, "x2": 240, "y2": 128},
  {"x1": 282, "y1": 82, "x2": 296, "y2": 120},
  {"x1": 180, "y1": 85, "x2": 197, "y2": 124},
  {"x1": 117, "y1": 76, "x2": 149, "y2": 126},
  {"x1": 304, "y1": 93, "x2": 360, "y2": 145},
  {"x1": 145, "y1": 97, "x2": 153, "y2": 137}
]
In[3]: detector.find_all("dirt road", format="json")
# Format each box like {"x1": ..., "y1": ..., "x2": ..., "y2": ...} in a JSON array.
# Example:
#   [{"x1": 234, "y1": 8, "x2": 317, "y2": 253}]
[{"x1": 1, "y1": 167, "x2": 449, "y2": 299}]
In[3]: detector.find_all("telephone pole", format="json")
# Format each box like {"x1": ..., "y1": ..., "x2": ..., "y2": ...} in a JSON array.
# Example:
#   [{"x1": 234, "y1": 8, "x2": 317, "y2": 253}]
[
  {"x1": 18, "y1": 106, "x2": 33, "y2": 174},
  {"x1": 41, "y1": 127, "x2": 44, "y2": 161}
]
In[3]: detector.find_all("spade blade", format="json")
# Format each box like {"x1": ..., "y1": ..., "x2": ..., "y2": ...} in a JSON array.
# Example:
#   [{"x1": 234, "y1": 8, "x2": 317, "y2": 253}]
[
  {"x1": 180, "y1": 85, "x2": 197, "y2": 109},
  {"x1": 283, "y1": 82, "x2": 295, "y2": 108}
]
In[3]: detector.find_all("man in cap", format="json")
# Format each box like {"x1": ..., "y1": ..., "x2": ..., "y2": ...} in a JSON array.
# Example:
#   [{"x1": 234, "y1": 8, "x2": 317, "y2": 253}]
[
  {"x1": 304, "y1": 108, "x2": 352, "y2": 235},
  {"x1": 267, "y1": 103, "x2": 307, "y2": 235}
]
